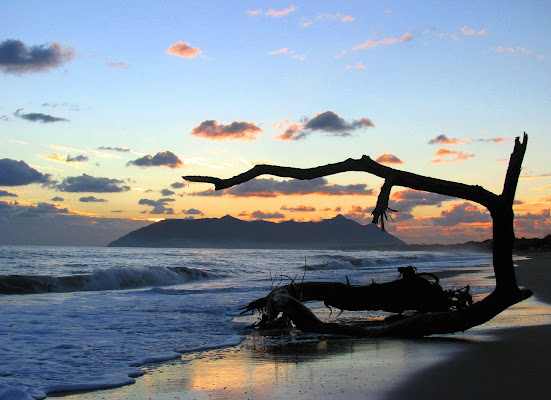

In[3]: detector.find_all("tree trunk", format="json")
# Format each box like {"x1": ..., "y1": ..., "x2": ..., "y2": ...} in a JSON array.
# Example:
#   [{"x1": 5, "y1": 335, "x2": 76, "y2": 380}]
[{"x1": 183, "y1": 133, "x2": 532, "y2": 337}]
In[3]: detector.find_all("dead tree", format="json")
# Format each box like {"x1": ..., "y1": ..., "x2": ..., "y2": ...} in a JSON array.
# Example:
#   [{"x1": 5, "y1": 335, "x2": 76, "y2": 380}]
[{"x1": 183, "y1": 133, "x2": 532, "y2": 337}]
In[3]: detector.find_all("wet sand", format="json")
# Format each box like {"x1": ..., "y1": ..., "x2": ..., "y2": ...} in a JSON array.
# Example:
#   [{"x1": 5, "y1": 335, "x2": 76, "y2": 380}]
[{"x1": 57, "y1": 254, "x2": 551, "y2": 400}]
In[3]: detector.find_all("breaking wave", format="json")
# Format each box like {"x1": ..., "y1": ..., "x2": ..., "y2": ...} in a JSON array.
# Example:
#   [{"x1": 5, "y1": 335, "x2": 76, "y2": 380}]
[{"x1": 0, "y1": 266, "x2": 214, "y2": 295}]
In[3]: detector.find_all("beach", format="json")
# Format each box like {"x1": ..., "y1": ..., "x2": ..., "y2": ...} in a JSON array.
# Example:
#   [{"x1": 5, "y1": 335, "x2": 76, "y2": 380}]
[{"x1": 50, "y1": 253, "x2": 551, "y2": 400}]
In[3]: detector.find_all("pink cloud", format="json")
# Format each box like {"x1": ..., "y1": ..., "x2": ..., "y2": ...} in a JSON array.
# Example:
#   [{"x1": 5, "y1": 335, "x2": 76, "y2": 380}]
[
  {"x1": 167, "y1": 42, "x2": 201, "y2": 58},
  {"x1": 266, "y1": 6, "x2": 296, "y2": 17},
  {"x1": 247, "y1": 9, "x2": 262, "y2": 15},
  {"x1": 352, "y1": 33, "x2": 412, "y2": 50}
]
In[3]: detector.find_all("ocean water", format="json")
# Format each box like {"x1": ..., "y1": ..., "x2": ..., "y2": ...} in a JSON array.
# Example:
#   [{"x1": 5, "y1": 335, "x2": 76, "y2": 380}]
[{"x1": 0, "y1": 246, "x2": 493, "y2": 399}]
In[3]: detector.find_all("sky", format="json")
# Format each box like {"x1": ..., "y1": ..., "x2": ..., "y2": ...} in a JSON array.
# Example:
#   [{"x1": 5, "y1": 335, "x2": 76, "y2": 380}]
[{"x1": 1, "y1": 0, "x2": 550, "y2": 246}]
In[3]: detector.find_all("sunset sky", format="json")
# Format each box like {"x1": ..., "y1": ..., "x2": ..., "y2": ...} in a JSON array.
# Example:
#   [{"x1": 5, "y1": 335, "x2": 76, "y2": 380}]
[{"x1": 1, "y1": 1, "x2": 550, "y2": 246}]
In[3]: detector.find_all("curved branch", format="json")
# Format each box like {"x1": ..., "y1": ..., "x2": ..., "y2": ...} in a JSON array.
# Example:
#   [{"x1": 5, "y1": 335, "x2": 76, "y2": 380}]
[{"x1": 183, "y1": 155, "x2": 499, "y2": 212}]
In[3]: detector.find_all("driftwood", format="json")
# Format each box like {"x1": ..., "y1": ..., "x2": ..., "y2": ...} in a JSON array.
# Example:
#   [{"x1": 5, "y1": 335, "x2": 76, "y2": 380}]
[{"x1": 183, "y1": 133, "x2": 532, "y2": 337}]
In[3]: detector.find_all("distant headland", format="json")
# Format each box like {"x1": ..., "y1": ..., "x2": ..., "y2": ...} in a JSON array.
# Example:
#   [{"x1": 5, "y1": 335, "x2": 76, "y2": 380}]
[{"x1": 107, "y1": 214, "x2": 406, "y2": 249}]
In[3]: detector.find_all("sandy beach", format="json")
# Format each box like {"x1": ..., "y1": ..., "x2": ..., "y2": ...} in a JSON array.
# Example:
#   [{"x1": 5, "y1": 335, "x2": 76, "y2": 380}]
[{"x1": 55, "y1": 253, "x2": 551, "y2": 400}]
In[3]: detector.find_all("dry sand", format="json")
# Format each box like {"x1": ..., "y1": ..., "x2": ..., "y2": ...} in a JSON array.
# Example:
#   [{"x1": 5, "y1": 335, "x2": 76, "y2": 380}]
[{"x1": 56, "y1": 254, "x2": 551, "y2": 400}]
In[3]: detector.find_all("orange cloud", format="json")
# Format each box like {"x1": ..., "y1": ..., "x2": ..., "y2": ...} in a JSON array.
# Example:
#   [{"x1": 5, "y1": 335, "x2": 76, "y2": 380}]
[
  {"x1": 375, "y1": 153, "x2": 404, "y2": 165},
  {"x1": 352, "y1": 32, "x2": 412, "y2": 50},
  {"x1": 167, "y1": 42, "x2": 201, "y2": 58},
  {"x1": 191, "y1": 120, "x2": 262, "y2": 141},
  {"x1": 247, "y1": 10, "x2": 262, "y2": 15},
  {"x1": 431, "y1": 148, "x2": 475, "y2": 163}
]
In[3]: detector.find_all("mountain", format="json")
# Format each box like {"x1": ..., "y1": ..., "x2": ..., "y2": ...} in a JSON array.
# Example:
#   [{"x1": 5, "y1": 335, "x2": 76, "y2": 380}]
[{"x1": 107, "y1": 214, "x2": 406, "y2": 248}]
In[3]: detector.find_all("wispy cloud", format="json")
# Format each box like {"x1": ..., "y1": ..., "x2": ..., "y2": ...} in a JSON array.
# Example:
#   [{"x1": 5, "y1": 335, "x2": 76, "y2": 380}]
[
  {"x1": 281, "y1": 205, "x2": 316, "y2": 212},
  {"x1": 431, "y1": 148, "x2": 475, "y2": 163},
  {"x1": 315, "y1": 13, "x2": 354, "y2": 23},
  {"x1": 40, "y1": 153, "x2": 89, "y2": 169},
  {"x1": 106, "y1": 60, "x2": 129, "y2": 69},
  {"x1": 166, "y1": 42, "x2": 201, "y2": 58},
  {"x1": 269, "y1": 47, "x2": 306, "y2": 61},
  {"x1": 345, "y1": 62, "x2": 365, "y2": 70},
  {"x1": 461, "y1": 26, "x2": 486, "y2": 36},
  {"x1": 352, "y1": 33, "x2": 412, "y2": 51},
  {"x1": 191, "y1": 120, "x2": 262, "y2": 141},
  {"x1": 0, "y1": 39, "x2": 74, "y2": 75},
  {"x1": 247, "y1": 5, "x2": 296, "y2": 18},
  {"x1": 428, "y1": 134, "x2": 512, "y2": 145}
]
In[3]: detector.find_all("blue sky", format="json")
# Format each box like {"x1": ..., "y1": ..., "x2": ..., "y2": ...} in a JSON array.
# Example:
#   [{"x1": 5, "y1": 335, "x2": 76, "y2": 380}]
[{"x1": 1, "y1": 1, "x2": 550, "y2": 245}]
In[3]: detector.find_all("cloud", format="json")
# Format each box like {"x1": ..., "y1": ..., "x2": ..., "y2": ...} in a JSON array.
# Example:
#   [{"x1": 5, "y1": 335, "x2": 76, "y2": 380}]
[
  {"x1": 352, "y1": 32, "x2": 412, "y2": 51},
  {"x1": 182, "y1": 208, "x2": 203, "y2": 215},
  {"x1": 190, "y1": 120, "x2": 262, "y2": 141},
  {"x1": 281, "y1": 205, "x2": 316, "y2": 212},
  {"x1": 276, "y1": 111, "x2": 374, "y2": 140},
  {"x1": 66, "y1": 155, "x2": 88, "y2": 162},
  {"x1": 514, "y1": 209, "x2": 551, "y2": 237},
  {"x1": 431, "y1": 202, "x2": 491, "y2": 226},
  {"x1": 491, "y1": 46, "x2": 532, "y2": 55},
  {"x1": 161, "y1": 189, "x2": 175, "y2": 196},
  {"x1": 316, "y1": 13, "x2": 354, "y2": 23},
  {"x1": 269, "y1": 47, "x2": 306, "y2": 61},
  {"x1": 171, "y1": 182, "x2": 186, "y2": 189},
  {"x1": 127, "y1": 151, "x2": 184, "y2": 168},
  {"x1": 428, "y1": 134, "x2": 512, "y2": 145},
  {"x1": 57, "y1": 174, "x2": 130, "y2": 193},
  {"x1": 520, "y1": 173, "x2": 551, "y2": 180},
  {"x1": 138, "y1": 198, "x2": 175, "y2": 215},
  {"x1": 41, "y1": 153, "x2": 88, "y2": 169},
  {"x1": 375, "y1": 153, "x2": 404, "y2": 165},
  {"x1": 79, "y1": 196, "x2": 107, "y2": 203},
  {"x1": 247, "y1": 9, "x2": 262, "y2": 15},
  {"x1": 265, "y1": 6, "x2": 296, "y2": 17},
  {"x1": 390, "y1": 189, "x2": 453, "y2": 212},
  {"x1": 166, "y1": 42, "x2": 201, "y2": 58},
  {"x1": 0, "y1": 190, "x2": 18, "y2": 198},
  {"x1": 345, "y1": 62, "x2": 366, "y2": 70},
  {"x1": 250, "y1": 210, "x2": 285, "y2": 219},
  {"x1": 428, "y1": 134, "x2": 468, "y2": 145},
  {"x1": 431, "y1": 148, "x2": 474, "y2": 163},
  {"x1": 51, "y1": 196, "x2": 64, "y2": 201},
  {"x1": 106, "y1": 60, "x2": 128, "y2": 69},
  {"x1": 461, "y1": 26, "x2": 486, "y2": 36},
  {"x1": 0, "y1": 39, "x2": 75, "y2": 75},
  {"x1": 98, "y1": 146, "x2": 130, "y2": 152},
  {"x1": 0, "y1": 158, "x2": 52, "y2": 186},
  {"x1": 191, "y1": 177, "x2": 375, "y2": 197},
  {"x1": 14, "y1": 109, "x2": 69, "y2": 123}
]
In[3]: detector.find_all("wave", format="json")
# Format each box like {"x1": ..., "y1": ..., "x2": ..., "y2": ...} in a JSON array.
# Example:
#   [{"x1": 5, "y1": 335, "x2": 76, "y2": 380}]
[
  {"x1": 304, "y1": 252, "x2": 448, "y2": 271},
  {"x1": 0, "y1": 266, "x2": 213, "y2": 295}
]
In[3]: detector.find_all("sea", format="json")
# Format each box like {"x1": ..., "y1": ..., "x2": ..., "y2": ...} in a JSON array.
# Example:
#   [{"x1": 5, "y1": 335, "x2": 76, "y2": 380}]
[{"x1": 0, "y1": 246, "x2": 495, "y2": 399}]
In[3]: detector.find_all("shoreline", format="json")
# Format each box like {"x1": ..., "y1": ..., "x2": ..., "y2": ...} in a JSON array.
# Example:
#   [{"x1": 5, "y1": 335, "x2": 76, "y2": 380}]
[{"x1": 54, "y1": 253, "x2": 551, "y2": 400}]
